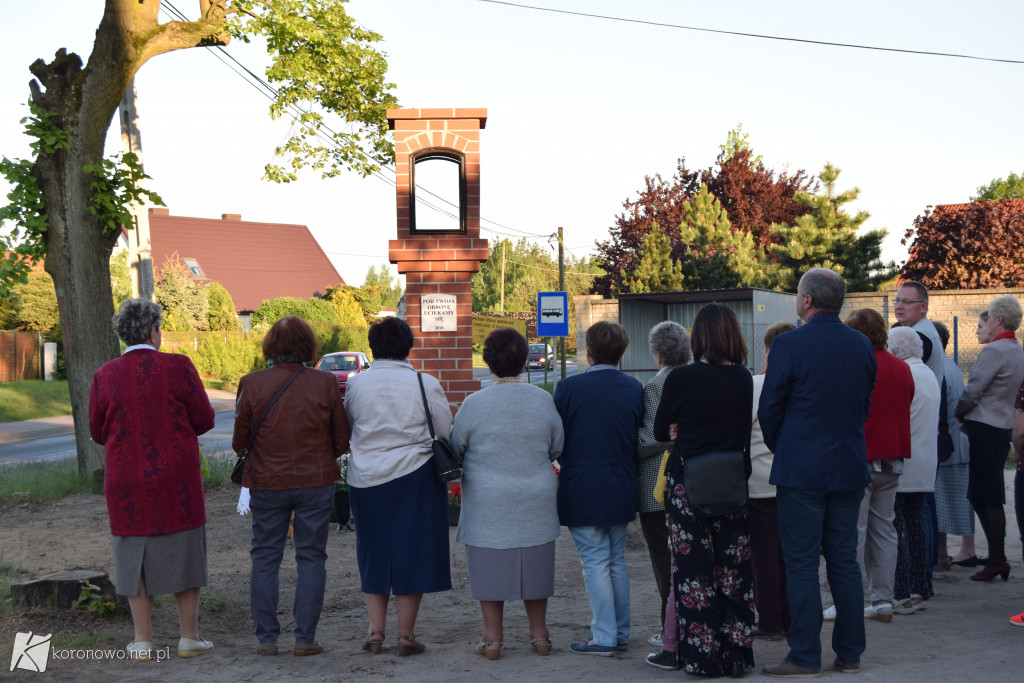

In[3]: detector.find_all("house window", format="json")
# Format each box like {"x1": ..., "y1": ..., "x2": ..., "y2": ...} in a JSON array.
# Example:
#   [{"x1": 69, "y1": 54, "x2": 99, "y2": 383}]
[
  {"x1": 181, "y1": 257, "x2": 207, "y2": 279},
  {"x1": 410, "y1": 149, "x2": 466, "y2": 234}
]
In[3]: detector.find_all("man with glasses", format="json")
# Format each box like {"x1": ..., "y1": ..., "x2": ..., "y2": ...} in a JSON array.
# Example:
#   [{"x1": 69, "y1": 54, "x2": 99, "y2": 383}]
[{"x1": 893, "y1": 281, "x2": 945, "y2": 384}]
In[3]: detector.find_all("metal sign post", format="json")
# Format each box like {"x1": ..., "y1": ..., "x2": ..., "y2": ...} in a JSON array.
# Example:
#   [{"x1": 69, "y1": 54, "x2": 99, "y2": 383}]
[{"x1": 537, "y1": 291, "x2": 569, "y2": 392}]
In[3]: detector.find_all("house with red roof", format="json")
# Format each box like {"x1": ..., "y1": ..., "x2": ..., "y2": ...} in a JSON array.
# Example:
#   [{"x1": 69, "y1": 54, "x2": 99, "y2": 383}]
[{"x1": 132, "y1": 208, "x2": 345, "y2": 318}]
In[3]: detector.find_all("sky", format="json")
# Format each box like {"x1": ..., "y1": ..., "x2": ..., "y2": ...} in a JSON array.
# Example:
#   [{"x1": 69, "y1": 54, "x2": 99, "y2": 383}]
[{"x1": 1, "y1": 0, "x2": 1022, "y2": 290}]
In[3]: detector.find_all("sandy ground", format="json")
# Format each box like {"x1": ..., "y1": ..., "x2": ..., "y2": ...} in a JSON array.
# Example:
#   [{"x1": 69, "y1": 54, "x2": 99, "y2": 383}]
[{"x1": 1, "y1": 477, "x2": 1021, "y2": 682}]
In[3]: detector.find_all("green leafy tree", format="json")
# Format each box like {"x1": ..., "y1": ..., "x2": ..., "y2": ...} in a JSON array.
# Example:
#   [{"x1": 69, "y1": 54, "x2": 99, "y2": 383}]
[
  {"x1": 324, "y1": 286, "x2": 371, "y2": 326},
  {"x1": 0, "y1": 0, "x2": 398, "y2": 476},
  {"x1": 5, "y1": 271, "x2": 60, "y2": 331},
  {"x1": 677, "y1": 185, "x2": 767, "y2": 290},
  {"x1": 205, "y1": 282, "x2": 239, "y2": 331},
  {"x1": 155, "y1": 257, "x2": 208, "y2": 331},
  {"x1": 363, "y1": 264, "x2": 403, "y2": 308},
  {"x1": 767, "y1": 164, "x2": 894, "y2": 292},
  {"x1": 109, "y1": 250, "x2": 132, "y2": 307},
  {"x1": 719, "y1": 123, "x2": 762, "y2": 168},
  {"x1": 250, "y1": 296, "x2": 341, "y2": 330},
  {"x1": 620, "y1": 224, "x2": 684, "y2": 293},
  {"x1": 973, "y1": 172, "x2": 1024, "y2": 201}
]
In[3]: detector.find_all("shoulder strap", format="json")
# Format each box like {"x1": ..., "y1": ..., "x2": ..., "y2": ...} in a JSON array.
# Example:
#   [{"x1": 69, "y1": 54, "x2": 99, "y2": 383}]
[
  {"x1": 416, "y1": 372, "x2": 437, "y2": 439},
  {"x1": 244, "y1": 366, "x2": 305, "y2": 453}
]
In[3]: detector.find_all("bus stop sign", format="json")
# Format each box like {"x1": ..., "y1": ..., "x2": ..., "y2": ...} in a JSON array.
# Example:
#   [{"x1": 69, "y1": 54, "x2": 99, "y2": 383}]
[{"x1": 536, "y1": 291, "x2": 569, "y2": 337}]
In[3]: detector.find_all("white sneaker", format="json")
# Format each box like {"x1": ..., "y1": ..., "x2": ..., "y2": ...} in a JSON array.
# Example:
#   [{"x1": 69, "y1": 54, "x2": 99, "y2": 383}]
[
  {"x1": 864, "y1": 602, "x2": 894, "y2": 623},
  {"x1": 823, "y1": 605, "x2": 837, "y2": 621},
  {"x1": 178, "y1": 637, "x2": 214, "y2": 658},
  {"x1": 126, "y1": 641, "x2": 152, "y2": 661},
  {"x1": 649, "y1": 633, "x2": 662, "y2": 647}
]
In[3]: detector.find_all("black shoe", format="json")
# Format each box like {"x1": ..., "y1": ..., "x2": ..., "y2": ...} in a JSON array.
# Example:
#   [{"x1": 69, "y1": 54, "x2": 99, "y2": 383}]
[
  {"x1": 730, "y1": 660, "x2": 748, "y2": 678},
  {"x1": 646, "y1": 650, "x2": 679, "y2": 670},
  {"x1": 951, "y1": 555, "x2": 980, "y2": 567}
]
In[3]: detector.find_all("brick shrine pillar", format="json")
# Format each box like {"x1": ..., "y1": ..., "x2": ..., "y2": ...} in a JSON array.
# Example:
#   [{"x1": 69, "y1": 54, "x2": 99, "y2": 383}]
[{"x1": 387, "y1": 108, "x2": 490, "y2": 413}]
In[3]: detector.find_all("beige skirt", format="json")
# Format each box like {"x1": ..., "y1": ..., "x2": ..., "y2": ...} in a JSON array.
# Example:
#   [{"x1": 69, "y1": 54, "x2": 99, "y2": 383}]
[{"x1": 112, "y1": 525, "x2": 208, "y2": 596}]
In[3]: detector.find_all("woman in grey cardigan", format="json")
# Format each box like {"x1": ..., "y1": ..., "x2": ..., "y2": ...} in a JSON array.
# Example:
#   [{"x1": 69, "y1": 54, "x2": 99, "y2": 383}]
[
  {"x1": 450, "y1": 328, "x2": 564, "y2": 661},
  {"x1": 954, "y1": 295, "x2": 1024, "y2": 582},
  {"x1": 636, "y1": 321, "x2": 691, "y2": 649}
]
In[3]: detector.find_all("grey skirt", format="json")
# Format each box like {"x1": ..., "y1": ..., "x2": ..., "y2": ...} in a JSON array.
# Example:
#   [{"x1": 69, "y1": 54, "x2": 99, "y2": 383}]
[
  {"x1": 465, "y1": 541, "x2": 555, "y2": 601},
  {"x1": 112, "y1": 525, "x2": 208, "y2": 596}
]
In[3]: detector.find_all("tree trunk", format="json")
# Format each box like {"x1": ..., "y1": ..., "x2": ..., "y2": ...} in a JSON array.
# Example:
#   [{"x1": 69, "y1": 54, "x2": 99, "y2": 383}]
[{"x1": 27, "y1": 1, "x2": 231, "y2": 477}]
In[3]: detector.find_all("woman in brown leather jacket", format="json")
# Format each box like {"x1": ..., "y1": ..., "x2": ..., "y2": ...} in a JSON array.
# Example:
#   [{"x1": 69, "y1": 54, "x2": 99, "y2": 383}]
[{"x1": 232, "y1": 316, "x2": 350, "y2": 657}]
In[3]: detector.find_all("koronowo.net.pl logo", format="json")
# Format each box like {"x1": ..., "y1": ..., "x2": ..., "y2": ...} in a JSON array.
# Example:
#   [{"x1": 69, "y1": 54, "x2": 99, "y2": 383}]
[{"x1": 10, "y1": 632, "x2": 169, "y2": 672}]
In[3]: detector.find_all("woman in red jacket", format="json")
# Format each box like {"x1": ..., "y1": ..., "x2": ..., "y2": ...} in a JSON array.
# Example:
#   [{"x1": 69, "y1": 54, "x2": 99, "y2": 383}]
[{"x1": 89, "y1": 299, "x2": 216, "y2": 661}]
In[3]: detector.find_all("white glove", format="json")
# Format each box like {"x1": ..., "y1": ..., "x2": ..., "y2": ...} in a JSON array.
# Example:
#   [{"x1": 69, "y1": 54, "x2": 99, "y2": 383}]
[{"x1": 237, "y1": 487, "x2": 251, "y2": 515}]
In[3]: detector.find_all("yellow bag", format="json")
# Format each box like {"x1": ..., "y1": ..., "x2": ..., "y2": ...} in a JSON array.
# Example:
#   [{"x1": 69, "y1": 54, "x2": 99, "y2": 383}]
[{"x1": 653, "y1": 449, "x2": 671, "y2": 505}]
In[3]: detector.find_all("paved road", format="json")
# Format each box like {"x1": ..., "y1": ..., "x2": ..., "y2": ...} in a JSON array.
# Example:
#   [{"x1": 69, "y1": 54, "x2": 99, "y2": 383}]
[
  {"x1": 475, "y1": 359, "x2": 578, "y2": 388},
  {"x1": 0, "y1": 364, "x2": 579, "y2": 464}
]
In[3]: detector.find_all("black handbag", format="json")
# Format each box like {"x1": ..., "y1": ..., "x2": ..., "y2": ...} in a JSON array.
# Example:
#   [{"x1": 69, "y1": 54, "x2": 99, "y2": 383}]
[
  {"x1": 682, "y1": 449, "x2": 749, "y2": 517},
  {"x1": 231, "y1": 366, "x2": 305, "y2": 485},
  {"x1": 416, "y1": 372, "x2": 462, "y2": 483}
]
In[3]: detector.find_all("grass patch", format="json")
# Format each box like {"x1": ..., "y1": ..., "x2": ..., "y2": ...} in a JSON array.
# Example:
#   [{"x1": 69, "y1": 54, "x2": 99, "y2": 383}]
[
  {"x1": 200, "y1": 590, "x2": 227, "y2": 613},
  {"x1": 202, "y1": 450, "x2": 236, "y2": 488},
  {"x1": 0, "y1": 380, "x2": 72, "y2": 422},
  {"x1": 0, "y1": 458, "x2": 97, "y2": 505}
]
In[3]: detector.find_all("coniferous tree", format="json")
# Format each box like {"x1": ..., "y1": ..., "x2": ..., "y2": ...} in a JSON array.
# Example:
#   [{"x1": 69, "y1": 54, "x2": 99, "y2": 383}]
[
  {"x1": 677, "y1": 185, "x2": 767, "y2": 290},
  {"x1": 205, "y1": 282, "x2": 239, "y2": 331},
  {"x1": 620, "y1": 224, "x2": 684, "y2": 293},
  {"x1": 155, "y1": 257, "x2": 208, "y2": 331},
  {"x1": 767, "y1": 164, "x2": 894, "y2": 292}
]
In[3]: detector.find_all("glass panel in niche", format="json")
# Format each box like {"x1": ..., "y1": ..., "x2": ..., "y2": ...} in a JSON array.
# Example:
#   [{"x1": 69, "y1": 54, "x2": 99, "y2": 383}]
[{"x1": 412, "y1": 153, "x2": 464, "y2": 233}]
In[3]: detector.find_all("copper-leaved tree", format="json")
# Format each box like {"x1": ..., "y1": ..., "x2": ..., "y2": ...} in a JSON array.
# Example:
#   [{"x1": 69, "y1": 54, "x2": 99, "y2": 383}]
[
  {"x1": 900, "y1": 200, "x2": 1024, "y2": 289},
  {"x1": 0, "y1": 0, "x2": 397, "y2": 476}
]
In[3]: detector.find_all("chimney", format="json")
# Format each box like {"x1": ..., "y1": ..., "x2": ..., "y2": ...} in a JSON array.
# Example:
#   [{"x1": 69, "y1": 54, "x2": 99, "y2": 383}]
[
  {"x1": 221, "y1": 213, "x2": 242, "y2": 221},
  {"x1": 149, "y1": 207, "x2": 170, "y2": 216}
]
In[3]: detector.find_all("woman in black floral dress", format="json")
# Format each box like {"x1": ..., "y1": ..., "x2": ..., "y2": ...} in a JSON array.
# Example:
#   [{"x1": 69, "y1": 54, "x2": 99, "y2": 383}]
[{"x1": 653, "y1": 303, "x2": 755, "y2": 678}]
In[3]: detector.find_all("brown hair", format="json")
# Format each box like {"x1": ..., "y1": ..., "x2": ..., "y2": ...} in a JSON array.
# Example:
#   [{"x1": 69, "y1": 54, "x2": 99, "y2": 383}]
[
  {"x1": 483, "y1": 328, "x2": 529, "y2": 378},
  {"x1": 690, "y1": 303, "x2": 747, "y2": 366},
  {"x1": 845, "y1": 308, "x2": 888, "y2": 351},
  {"x1": 762, "y1": 321, "x2": 796, "y2": 351},
  {"x1": 586, "y1": 321, "x2": 630, "y2": 366},
  {"x1": 262, "y1": 316, "x2": 319, "y2": 364}
]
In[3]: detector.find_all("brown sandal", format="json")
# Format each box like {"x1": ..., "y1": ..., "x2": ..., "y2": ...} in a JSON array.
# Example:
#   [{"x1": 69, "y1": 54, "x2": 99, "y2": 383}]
[
  {"x1": 530, "y1": 638, "x2": 551, "y2": 656},
  {"x1": 362, "y1": 631, "x2": 385, "y2": 655},
  {"x1": 397, "y1": 634, "x2": 425, "y2": 656}
]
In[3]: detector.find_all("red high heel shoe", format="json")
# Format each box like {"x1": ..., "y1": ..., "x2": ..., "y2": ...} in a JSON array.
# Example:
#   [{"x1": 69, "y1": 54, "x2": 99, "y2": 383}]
[{"x1": 971, "y1": 562, "x2": 1010, "y2": 582}]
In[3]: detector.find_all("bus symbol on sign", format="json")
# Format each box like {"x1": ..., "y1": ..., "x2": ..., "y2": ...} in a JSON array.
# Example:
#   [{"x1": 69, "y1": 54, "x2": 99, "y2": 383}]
[{"x1": 536, "y1": 292, "x2": 569, "y2": 338}]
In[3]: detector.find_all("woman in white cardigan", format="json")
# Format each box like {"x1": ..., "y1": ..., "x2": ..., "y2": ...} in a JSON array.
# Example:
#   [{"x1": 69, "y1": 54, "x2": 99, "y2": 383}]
[{"x1": 888, "y1": 327, "x2": 939, "y2": 614}]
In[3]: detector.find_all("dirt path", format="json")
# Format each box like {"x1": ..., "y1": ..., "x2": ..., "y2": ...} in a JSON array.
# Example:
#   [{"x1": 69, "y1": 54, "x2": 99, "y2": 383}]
[{"x1": 1, "y1": 479, "x2": 1021, "y2": 681}]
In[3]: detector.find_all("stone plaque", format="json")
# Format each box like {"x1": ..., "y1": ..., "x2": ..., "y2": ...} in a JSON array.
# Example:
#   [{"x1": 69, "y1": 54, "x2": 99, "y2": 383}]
[{"x1": 420, "y1": 294, "x2": 457, "y2": 333}]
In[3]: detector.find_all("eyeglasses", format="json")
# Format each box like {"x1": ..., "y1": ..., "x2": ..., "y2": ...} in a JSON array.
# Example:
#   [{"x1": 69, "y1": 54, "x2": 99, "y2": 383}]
[{"x1": 893, "y1": 298, "x2": 925, "y2": 305}]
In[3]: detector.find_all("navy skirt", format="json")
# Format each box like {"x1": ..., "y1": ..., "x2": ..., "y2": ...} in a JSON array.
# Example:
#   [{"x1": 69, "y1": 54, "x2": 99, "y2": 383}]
[{"x1": 350, "y1": 458, "x2": 452, "y2": 595}]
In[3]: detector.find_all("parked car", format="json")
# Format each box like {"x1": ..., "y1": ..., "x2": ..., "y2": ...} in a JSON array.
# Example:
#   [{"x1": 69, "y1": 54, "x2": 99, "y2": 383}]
[
  {"x1": 315, "y1": 352, "x2": 371, "y2": 396},
  {"x1": 527, "y1": 343, "x2": 554, "y2": 371}
]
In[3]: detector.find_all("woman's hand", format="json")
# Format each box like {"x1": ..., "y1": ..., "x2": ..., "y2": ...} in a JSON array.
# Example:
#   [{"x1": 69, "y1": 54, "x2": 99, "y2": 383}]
[{"x1": 668, "y1": 423, "x2": 678, "y2": 441}]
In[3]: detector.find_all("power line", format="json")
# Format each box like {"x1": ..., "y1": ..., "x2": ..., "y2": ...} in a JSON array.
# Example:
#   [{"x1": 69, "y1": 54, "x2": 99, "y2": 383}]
[
  {"x1": 161, "y1": 2, "x2": 551, "y2": 240},
  {"x1": 505, "y1": 258, "x2": 600, "y2": 277},
  {"x1": 478, "y1": 0, "x2": 1023, "y2": 65}
]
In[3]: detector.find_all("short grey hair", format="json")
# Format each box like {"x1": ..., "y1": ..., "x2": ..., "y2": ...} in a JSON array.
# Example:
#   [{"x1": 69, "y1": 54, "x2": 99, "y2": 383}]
[
  {"x1": 113, "y1": 298, "x2": 163, "y2": 346},
  {"x1": 798, "y1": 267, "x2": 846, "y2": 312},
  {"x1": 648, "y1": 321, "x2": 692, "y2": 367},
  {"x1": 888, "y1": 326, "x2": 923, "y2": 361},
  {"x1": 988, "y1": 295, "x2": 1023, "y2": 332}
]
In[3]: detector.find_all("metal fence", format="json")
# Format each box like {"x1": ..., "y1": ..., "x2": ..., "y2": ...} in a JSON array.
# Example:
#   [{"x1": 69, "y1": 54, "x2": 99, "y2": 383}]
[{"x1": 0, "y1": 331, "x2": 45, "y2": 382}]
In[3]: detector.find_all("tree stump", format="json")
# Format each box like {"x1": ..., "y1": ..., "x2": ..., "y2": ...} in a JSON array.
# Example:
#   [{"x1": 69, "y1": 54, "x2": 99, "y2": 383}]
[{"x1": 10, "y1": 570, "x2": 115, "y2": 609}]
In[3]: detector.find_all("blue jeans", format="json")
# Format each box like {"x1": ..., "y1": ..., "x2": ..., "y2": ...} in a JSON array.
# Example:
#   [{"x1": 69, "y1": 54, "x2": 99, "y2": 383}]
[
  {"x1": 777, "y1": 486, "x2": 865, "y2": 669},
  {"x1": 250, "y1": 484, "x2": 333, "y2": 645},
  {"x1": 569, "y1": 524, "x2": 630, "y2": 646}
]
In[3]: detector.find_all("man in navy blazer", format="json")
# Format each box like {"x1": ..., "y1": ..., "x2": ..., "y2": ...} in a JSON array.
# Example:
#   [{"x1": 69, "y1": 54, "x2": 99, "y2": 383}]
[{"x1": 758, "y1": 268, "x2": 877, "y2": 678}]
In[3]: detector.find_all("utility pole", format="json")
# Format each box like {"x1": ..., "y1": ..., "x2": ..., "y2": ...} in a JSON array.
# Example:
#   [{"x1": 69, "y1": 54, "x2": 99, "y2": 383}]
[
  {"x1": 119, "y1": 78, "x2": 154, "y2": 301},
  {"x1": 558, "y1": 226, "x2": 566, "y2": 379},
  {"x1": 499, "y1": 240, "x2": 505, "y2": 313}
]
